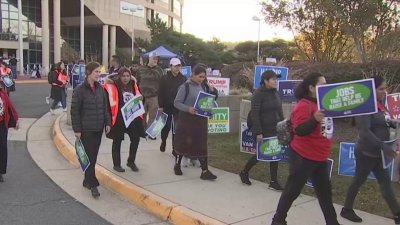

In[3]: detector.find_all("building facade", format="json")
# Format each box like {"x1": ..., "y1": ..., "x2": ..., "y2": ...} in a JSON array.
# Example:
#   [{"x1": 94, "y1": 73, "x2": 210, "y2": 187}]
[{"x1": 0, "y1": 0, "x2": 183, "y2": 71}]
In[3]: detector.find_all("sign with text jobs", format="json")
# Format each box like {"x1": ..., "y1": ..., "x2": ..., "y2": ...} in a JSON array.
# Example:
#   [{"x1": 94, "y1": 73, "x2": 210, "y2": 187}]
[
  {"x1": 181, "y1": 66, "x2": 192, "y2": 78},
  {"x1": 338, "y1": 142, "x2": 394, "y2": 180},
  {"x1": 386, "y1": 93, "x2": 400, "y2": 120},
  {"x1": 254, "y1": 66, "x2": 288, "y2": 89},
  {"x1": 208, "y1": 107, "x2": 229, "y2": 133},
  {"x1": 240, "y1": 122, "x2": 256, "y2": 154},
  {"x1": 278, "y1": 80, "x2": 301, "y2": 102},
  {"x1": 316, "y1": 79, "x2": 377, "y2": 118},
  {"x1": 207, "y1": 77, "x2": 230, "y2": 96},
  {"x1": 257, "y1": 137, "x2": 285, "y2": 162}
]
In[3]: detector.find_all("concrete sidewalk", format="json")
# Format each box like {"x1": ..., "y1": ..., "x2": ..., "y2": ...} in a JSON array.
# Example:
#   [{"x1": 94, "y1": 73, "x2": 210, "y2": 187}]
[{"x1": 55, "y1": 114, "x2": 394, "y2": 225}]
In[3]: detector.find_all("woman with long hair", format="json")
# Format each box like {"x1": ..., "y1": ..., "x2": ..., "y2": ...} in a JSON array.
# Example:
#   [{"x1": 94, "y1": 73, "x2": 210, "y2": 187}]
[
  {"x1": 341, "y1": 76, "x2": 400, "y2": 224},
  {"x1": 50, "y1": 62, "x2": 68, "y2": 114},
  {"x1": 103, "y1": 68, "x2": 146, "y2": 172},
  {"x1": 271, "y1": 73, "x2": 339, "y2": 225},
  {"x1": 71, "y1": 62, "x2": 111, "y2": 198}
]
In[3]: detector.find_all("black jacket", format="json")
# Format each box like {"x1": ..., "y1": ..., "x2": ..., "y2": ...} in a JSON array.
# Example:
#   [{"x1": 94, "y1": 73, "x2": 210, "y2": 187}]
[
  {"x1": 71, "y1": 79, "x2": 111, "y2": 133},
  {"x1": 251, "y1": 86, "x2": 284, "y2": 137},
  {"x1": 356, "y1": 109, "x2": 395, "y2": 158},
  {"x1": 158, "y1": 71, "x2": 187, "y2": 114}
]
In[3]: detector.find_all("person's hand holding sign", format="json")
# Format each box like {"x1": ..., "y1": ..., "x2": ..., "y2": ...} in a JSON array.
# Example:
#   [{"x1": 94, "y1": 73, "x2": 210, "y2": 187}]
[
  {"x1": 188, "y1": 107, "x2": 198, "y2": 115},
  {"x1": 314, "y1": 110, "x2": 325, "y2": 122},
  {"x1": 256, "y1": 134, "x2": 263, "y2": 143}
]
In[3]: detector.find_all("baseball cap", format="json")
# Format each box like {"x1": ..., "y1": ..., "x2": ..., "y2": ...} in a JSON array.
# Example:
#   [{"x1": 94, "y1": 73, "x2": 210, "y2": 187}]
[
  {"x1": 149, "y1": 51, "x2": 159, "y2": 58},
  {"x1": 170, "y1": 58, "x2": 181, "y2": 66}
]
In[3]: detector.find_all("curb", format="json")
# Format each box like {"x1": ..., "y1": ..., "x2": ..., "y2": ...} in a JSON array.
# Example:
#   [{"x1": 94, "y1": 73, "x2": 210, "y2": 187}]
[
  {"x1": 52, "y1": 115, "x2": 227, "y2": 225},
  {"x1": 15, "y1": 79, "x2": 47, "y2": 84}
]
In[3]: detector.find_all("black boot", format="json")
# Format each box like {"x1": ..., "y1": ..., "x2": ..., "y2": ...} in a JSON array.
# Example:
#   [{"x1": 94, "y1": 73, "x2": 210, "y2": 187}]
[
  {"x1": 239, "y1": 170, "x2": 251, "y2": 185},
  {"x1": 113, "y1": 166, "x2": 125, "y2": 173},
  {"x1": 340, "y1": 208, "x2": 362, "y2": 223},
  {"x1": 394, "y1": 212, "x2": 400, "y2": 224},
  {"x1": 160, "y1": 141, "x2": 166, "y2": 152},
  {"x1": 269, "y1": 181, "x2": 283, "y2": 191},
  {"x1": 127, "y1": 162, "x2": 139, "y2": 172},
  {"x1": 200, "y1": 170, "x2": 217, "y2": 180},
  {"x1": 91, "y1": 187, "x2": 100, "y2": 198},
  {"x1": 174, "y1": 164, "x2": 183, "y2": 175}
]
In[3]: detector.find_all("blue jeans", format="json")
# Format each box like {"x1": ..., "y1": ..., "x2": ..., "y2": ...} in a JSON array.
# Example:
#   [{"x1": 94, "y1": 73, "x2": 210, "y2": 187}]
[{"x1": 10, "y1": 66, "x2": 17, "y2": 79}]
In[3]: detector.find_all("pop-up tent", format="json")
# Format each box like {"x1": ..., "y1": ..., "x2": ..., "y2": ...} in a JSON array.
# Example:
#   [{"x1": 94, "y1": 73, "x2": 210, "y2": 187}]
[{"x1": 142, "y1": 46, "x2": 178, "y2": 58}]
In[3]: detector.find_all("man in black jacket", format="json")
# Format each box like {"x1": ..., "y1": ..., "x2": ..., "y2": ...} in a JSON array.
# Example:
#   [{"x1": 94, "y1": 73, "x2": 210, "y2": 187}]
[{"x1": 158, "y1": 58, "x2": 187, "y2": 154}]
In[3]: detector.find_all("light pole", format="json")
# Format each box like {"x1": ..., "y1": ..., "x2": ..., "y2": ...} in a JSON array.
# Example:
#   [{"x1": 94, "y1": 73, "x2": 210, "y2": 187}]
[
  {"x1": 252, "y1": 16, "x2": 261, "y2": 64},
  {"x1": 17, "y1": 0, "x2": 23, "y2": 76},
  {"x1": 129, "y1": 6, "x2": 143, "y2": 61},
  {"x1": 80, "y1": 0, "x2": 85, "y2": 60}
]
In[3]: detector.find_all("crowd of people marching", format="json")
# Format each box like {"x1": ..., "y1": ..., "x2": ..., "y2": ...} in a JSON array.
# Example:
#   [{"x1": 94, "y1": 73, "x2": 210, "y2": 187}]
[{"x1": 1, "y1": 53, "x2": 400, "y2": 225}]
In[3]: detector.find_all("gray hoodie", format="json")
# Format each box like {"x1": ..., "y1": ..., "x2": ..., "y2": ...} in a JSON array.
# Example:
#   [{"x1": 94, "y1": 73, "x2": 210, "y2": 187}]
[{"x1": 174, "y1": 80, "x2": 205, "y2": 113}]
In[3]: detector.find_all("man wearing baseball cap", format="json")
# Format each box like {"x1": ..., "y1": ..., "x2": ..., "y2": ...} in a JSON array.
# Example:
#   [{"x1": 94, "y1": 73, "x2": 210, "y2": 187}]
[
  {"x1": 158, "y1": 58, "x2": 186, "y2": 152},
  {"x1": 136, "y1": 51, "x2": 164, "y2": 137}
]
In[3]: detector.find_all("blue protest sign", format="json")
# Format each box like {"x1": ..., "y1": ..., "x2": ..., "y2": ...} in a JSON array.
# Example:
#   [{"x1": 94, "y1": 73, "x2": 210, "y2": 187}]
[
  {"x1": 278, "y1": 80, "x2": 301, "y2": 103},
  {"x1": 72, "y1": 64, "x2": 85, "y2": 89},
  {"x1": 338, "y1": 142, "x2": 394, "y2": 180},
  {"x1": 181, "y1": 66, "x2": 192, "y2": 78},
  {"x1": 257, "y1": 137, "x2": 285, "y2": 162},
  {"x1": 254, "y1": 66, "x2": 289, "y2": 89},
  {"x1": 240, "y1": 122, "x2": 256, "y2": 154},
  {"x1": 75, "y1": 138, "x2": 90, "y2": 173},
  {"x1": 146, "y1": 111, "x2": 168, "y2": 139},
  {"x1": 194, "y1": 91, "x2": 216, "y2": 117},
  {"x1": 317, "y1": 79, "x2": 377, "y2": 118},
  {"x1": 306, "y1": 159, "x2": 334, "y2": 188}
]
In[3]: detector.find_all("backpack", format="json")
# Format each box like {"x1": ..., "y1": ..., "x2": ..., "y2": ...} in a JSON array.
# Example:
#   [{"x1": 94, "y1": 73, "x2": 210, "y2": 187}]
[
  {"x1": 47, "y1": 71, "x2": 55, "y2": 84},
  {"x1": 276, "y1": 119, "x2": 293, "y2": 146},
  {"x1": 182, "y1": 82, "x2": 207, "y2": 103}
]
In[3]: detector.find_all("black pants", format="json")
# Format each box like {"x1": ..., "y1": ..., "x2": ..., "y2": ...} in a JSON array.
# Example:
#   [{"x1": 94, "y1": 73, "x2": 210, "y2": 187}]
[
  {"x1": 273, "y1": 149, "x2": 339, "y2": 225},
  {"x1": 161, "y1": 112, "x2": 176, "y2": 150},
  {"x1": 344, "y1": 152, "x2": 400, "y2": 214},
  {"x1": 81, "y1": 131, "x2": 103, "y2": 188},
  {"x1": 243, "y1": 155, "x2": 278, "y2": 182},
  {"x1": 0, "y1": 122, "x2": 8, "y2": 174},
  {"x1": 112, "y1": 131, "x2": 140, "y2": 167}
]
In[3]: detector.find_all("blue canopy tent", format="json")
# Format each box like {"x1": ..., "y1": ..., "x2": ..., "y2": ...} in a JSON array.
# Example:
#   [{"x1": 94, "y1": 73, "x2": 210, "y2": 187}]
[{"x1": 142, "y1": 46, "x2": 178, "y2": 58}]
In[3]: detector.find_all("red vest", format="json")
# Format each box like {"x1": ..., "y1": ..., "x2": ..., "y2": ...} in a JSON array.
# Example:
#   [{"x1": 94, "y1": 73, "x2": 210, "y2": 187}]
[
  {"x1": 103, "y1": 82, "x2": 144, "y2": 126},
  {"x1": 0, "y1": 67, "x2": 11, "y2": 76},
  {"x1": 52, "y1": 71, "x2": 68, "y2": 87}
]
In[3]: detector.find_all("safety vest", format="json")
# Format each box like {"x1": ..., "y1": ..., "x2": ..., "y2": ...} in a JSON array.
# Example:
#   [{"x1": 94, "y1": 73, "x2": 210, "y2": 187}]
[
  {"x1": 103, "y1": 82, "x2": 144, "y2": 126},
  {"x1": 52, "y1": 71, "x2": 68, "y2": 87},
  {"x1": 0, "y1": 67, "x2": 11, "y2": 76}
]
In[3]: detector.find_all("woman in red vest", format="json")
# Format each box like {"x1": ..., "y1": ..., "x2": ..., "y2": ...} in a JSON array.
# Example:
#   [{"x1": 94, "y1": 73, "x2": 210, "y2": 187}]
[
  {"x1": 0, "y1": 62, "x2": 13, "y2": 95},
  {"x1": 0, "y1": 82, "x2": 19, "y2": 182},
  {"x1": 103, "y1": 67, "x2": 146, "y2": 172},
  {"x1": 50, "y1": 62, "x2": 68, "y2": 114}
]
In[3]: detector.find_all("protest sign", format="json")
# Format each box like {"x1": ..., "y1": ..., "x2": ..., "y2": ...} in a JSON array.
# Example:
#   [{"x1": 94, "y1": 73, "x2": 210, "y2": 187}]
[
  {"x1": 207, "y1": 77, "x2": 230, "y2": 96},
  {"x1": 386, "y1": 93, "x2": 400, "y2": 120},
  {"x1": 208, "y1": 107, "x2": 229, "y2": 133},
  {"x1": 146, "y1": 111, "x2": 168, "y2": 139},
  {"x1": 72, "y1": 64, "x2": 85, "y2": 89},
  {"x1": 75, "y1": 138, "x2": 90, "y2": 172},
  {"x1": 278, "y1": 80, "x2": 301, "y2": 103},
  {"x1": 257, "y1": 137, "x2": 285, "y2": 161},
  {"x1": 181, "y1": 66, "x2": 192, "y2": 78},
  {"x1": 121, "y1": 95, "x2": 145, "y2": 128},
  {"x1": 316, "y1": 79, "x2": 377, "y2": 118},
  {"x1": 240, "y1": 122, "x2": 257, "y2": 154},
  {"x1": 194, "y1": 91, "x2": 216, "y2": 117},
  {"x1": 254, "y1": 66, "x2": 288, "y2": 89},
  {"x1": 306, "y1": 159, "x2": 334, "y2": 188},
  {"x1": 338, "y1": 142, "x2": 394, "y2": 180}
]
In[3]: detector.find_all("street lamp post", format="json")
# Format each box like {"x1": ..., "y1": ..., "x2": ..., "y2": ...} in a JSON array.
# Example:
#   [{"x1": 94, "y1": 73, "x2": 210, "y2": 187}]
[
  {"x1": 129, "y1": 6, "x2": 143, "y2": 61},
  {"x1": 80, "y1": 0, "x2": 85, "y2": 60},
  {"x1": 252, "y1": 16, "x2": 261, "y2": 64}
]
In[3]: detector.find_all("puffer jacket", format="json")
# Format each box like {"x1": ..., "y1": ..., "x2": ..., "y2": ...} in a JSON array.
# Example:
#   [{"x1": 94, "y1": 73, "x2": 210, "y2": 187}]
[{"x1": 71, "y1": 79, "x2": 111, "y2": 133}]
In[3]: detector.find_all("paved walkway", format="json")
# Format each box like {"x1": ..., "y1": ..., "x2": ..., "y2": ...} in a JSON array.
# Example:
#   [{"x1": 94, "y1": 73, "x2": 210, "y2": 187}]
[{"x1": 56, "y1": 114, "x2": 394, "y2": 225}]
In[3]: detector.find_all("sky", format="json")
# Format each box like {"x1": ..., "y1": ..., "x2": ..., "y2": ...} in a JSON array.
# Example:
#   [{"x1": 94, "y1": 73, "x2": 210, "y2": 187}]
[{"x1": 182, "y1": 0, "x2": 294, "y2": 42}]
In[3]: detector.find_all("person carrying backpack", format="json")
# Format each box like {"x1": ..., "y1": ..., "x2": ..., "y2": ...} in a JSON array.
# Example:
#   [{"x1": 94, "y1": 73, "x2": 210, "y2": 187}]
[
  {"x1": 173, "y1": 64, "x2": 218, "y2": 180},
  {"x1": 271, "y1": 73, "x2": 339, "y2": 225},
  {"x1": 239, "y1": 70, "x2": 284, "y2": 190}
]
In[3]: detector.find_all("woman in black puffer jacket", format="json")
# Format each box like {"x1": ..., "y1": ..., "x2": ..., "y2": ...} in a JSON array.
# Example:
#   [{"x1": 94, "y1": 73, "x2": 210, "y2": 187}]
[{"x1": 239, "y1": 70, "x2": 284, "y2": 190}]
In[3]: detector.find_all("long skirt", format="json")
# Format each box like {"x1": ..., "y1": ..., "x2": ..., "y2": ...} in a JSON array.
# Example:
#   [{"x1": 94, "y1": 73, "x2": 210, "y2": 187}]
[{"x1": 174, "y1": 112, "x2": 208, "y2": 158}]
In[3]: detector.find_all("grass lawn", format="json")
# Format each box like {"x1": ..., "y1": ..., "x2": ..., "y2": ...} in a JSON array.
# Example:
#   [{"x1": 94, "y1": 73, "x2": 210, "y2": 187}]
[{"x1": 208, "y1": 133, "x2": 400, "y2": 219}]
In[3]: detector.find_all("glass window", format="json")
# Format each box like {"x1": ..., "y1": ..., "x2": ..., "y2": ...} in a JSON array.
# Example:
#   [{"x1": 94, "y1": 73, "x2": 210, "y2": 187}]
[
  {"x1": 2, "y1": 18, "x2": 9, "y2": 32},
  {"x1": 157, "y1": 12, "x2": 168, "y2": 24},
  {"x1": 9, "y1": 11, "x2": 18, "y2": 19},
  {"x1": 22, "y1": 21, "x2": 28, "y2": 35},
  {"x1": 9, "y1": 4, "x2": 18, "y2": 12},
  {"x1": 1, "y1": 3, "x2": 8, "y2": 11},
  {"x1": 173, "y1": 0, "x2": 181, "y2": 15},
  {"x1": 2, "y1": 10, "x2": 8, "y2": 19},
  {"x1": 9, "y1": 19, "x2": 18, "y2": 34},
  {"x1": 35, "y1": 26, "x2": 41, "y2": 36}
]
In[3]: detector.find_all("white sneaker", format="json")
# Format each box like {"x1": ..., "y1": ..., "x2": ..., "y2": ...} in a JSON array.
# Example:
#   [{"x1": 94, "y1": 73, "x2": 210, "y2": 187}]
[
  {"x1": 58, "y1": 102, "x2": 62, "y2": 107},
  {"x1": 63, "y1": 108, "x2": 67, "y2": 112},
  {"x1": 181, "y1": 157, "x2": 191, "y2": 168},
  {"x1": 45, "y1": 96, "x2": 50, "y2": 105},
  {"x1": 50, "y1": 108, "x2": 55, "y2": 115}
]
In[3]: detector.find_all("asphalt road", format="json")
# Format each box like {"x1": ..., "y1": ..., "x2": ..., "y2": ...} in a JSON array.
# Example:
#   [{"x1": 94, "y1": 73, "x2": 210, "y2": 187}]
[{"x1": 0, "y1": 83, "x2": 111, "y2": 225}]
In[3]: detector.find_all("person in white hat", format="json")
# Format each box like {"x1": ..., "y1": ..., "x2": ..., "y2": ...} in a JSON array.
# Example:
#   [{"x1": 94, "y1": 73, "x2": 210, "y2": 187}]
[
  {"x1": 158, "y1": 58, "x2": 187, "y2": 154},
  {"x1": 136, "y1": 51, "x2": 164, "y2": 138}
]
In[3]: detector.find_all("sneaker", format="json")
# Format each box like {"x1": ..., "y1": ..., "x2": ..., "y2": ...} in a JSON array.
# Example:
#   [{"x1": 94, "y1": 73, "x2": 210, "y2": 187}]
[
  {"x1": 0, "y1": 174, "x2": 4, "y2": 183},
  {"x1": 174, "y1": 164, "x2": 183, "y2": 175},
  {"x1": 182, "y1": 157, "x2": 190, "y2": 167},
  {"x1": 45, "y1": 96, "x2": 50, "y2": 104},
  {"x1": 200, "y1": 170, "x2": 217, "y2": 180},
  {"x1": 148, "y1": 136, "x2": 157, "y2": 140},
  {"x1": 271, "y1": 221, "x2": 287, "y2": 225},
  {"x1": 58, "y1": 102, "x2": 62, "y2": 107},
  {"x1": 395, "y1": 212, "x2": 400, "y2": 224},
  {"x1": 269, "y1": 181, "x2": 283, "y2": 191},
  {"x1": 90, "y1": 187, "x2": 100, "y2": 198},
  {"x1": 82, "y1": 181, "x2": 90, "y2": 189},
  {"x1": 127, "y1": 162, "x2": 139, "y2": 172},
  {"x1": 239, "y1": 170, "x2": 251, "y2": 185},
  {"x1": 50, "y1": 108, "x2": 55, "y2": 115},
  {"x1": 63, "y1": 108, "x2": 67, "y2": 112},
  {"x1": 340, "y1": 208, "x2": 362, "y2": 223},
  {"x1": 113, "y1": 166, "x2": 125, "y2": 173},
  {"x1": 191, "y1": 159, "x2": 201, "y2": 168},
  {"x1": 160, "y1": 141, "x2": 166, "y2": 152}
]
